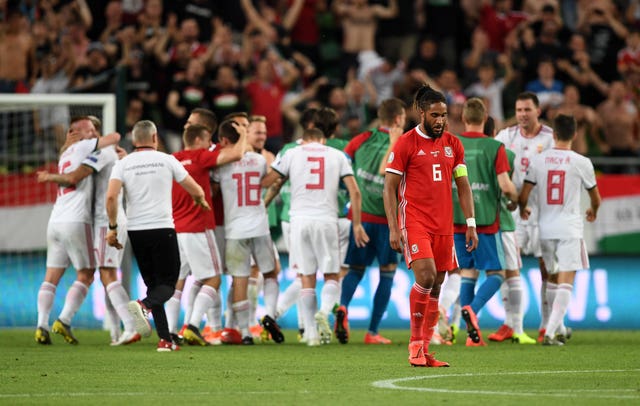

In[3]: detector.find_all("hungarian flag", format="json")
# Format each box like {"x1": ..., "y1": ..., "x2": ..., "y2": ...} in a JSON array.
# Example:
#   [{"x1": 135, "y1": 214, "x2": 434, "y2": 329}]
[
  {"x1": 594, "y1": 175, "x2": 640, "y2": 254},
  {"x1": 0, "y1": 164, "x2": 57, "y2": 251}
]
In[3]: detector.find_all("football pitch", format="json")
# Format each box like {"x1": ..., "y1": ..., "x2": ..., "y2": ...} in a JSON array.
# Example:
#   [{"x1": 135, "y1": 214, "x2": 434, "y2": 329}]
[{"x1": 1, "y1": 329, "x2": 639, "y2": 405}]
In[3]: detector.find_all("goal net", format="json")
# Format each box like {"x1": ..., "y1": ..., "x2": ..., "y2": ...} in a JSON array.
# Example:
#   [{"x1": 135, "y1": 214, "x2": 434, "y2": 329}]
[{"x1": 0, "y1": 94, "x2": 117, "y2": 328}]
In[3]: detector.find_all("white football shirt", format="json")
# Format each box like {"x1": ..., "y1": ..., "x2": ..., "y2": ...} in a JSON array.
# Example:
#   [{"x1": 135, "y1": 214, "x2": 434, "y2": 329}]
[
  {"x1": 49, "y1": 138, "x2": 98, "y2": 224},
  {"x1": 524, "y1": 148, "x2": 597, "y2": 239},
  {"x1": 496, "y1": 124, "x2": 554, "y2": 223},
  {"x1": 213, "y1": 151, "x2": 270, "y2": 239},
  {"x1": 271, "y1": 142, "x2": 353, "y2": 221},
  {"x1": 82, "y1": 145, "x2": 125, "y2": 225},
  {"x1": 109, "y1": 149, "x2": 188, "y2": 230}
]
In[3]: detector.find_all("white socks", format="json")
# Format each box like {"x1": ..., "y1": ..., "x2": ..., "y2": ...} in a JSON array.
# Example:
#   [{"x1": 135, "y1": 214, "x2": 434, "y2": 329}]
[
  {"x1": 189, "y1": 285, "x2": 218, "y2": 328},
  {"x1": 232, "y1": 300, "x2": 250, "y2": 337},
  {"x1": 58, "y1": 281, "x2": 89, "y2": 325},
  {"x1": 320, "y1": 279, "x2": 340, "y2": 316},
  {"x1": 263, "y1": 277, "x2": 279, "y2": 319},
  {"x1": 439, "y1": 273, "x2": 461, "y2": 320},
  {"x1": 165, "y1": 289, "x2": 182, "y2": 334},
  {"x1": 546, "y1": 283, "x2": 572, "y2": 337},
  {"x1": 276, "y1": 278, "x2": 301, "y2": 319},
  {"x1": 507, "y1": 276, "x2": 523, "y2": 334},
  {"x1": 106, "y1": 281, "x2": 135, "y2": 332},
  {"x1": 37, "y1": 281, "x2": 56, "y2": 329},
  {"x1": 299, "y1": 288, "x2": 318, "y2": 341}
]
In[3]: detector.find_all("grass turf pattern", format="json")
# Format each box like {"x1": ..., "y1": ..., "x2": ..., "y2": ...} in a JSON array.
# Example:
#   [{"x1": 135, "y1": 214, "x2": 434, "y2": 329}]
[{"x1": 1, "y1": 329, "x2": 639, "y2": 405}]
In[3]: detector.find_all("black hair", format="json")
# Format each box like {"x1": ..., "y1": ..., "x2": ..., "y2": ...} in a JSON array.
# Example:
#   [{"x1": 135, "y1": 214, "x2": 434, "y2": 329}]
[
  {"x1": 413, "y1": 84, "x2": 446, "y2": 112},
  {"x1": 553, "y1": 114, "x2": 576, "y2": 142}
]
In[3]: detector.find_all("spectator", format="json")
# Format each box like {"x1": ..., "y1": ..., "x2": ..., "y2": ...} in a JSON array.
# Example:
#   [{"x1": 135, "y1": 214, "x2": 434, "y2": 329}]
[
  {"x1": 71, "y1": 41, "x2": 114, "y2": 93},
  {"x1": 578, "y1": 1, "x2": 628, "y2": 83},
  {"x1": 465, "y1": 54, "x2": 515, "y2": 125},
  {"x1": 332, "y1": 0, "x2": 398, "y2": 82},
  {"x1": 596, "y1": 81, "x2": 640, "y2": 173},
  {"x1": 244, "y1": 56, "x2": 299, "y2": 154},
  {"x1": 207, "y1": 65, "x2": 247, "y2": 136},
  {"x1": 547, "y1": 84, "x2": 604, "y2": 156},
  {"x1": 165, "y1": 58, "x2": 208, "y2": 152},
  {"x1": 525, "y1": 58, "x2": 565, "y2": 113},
  {"x1": 367, "y1": 58, "x2": 405, "y2": 107},
  {"x1": 0, "y1": 8, "x2": 33, "y2": 93},
  {"x1": 479, "y1": 0, "x2": 529, "y2": 53},
  {"x1": 408, "y1": 36, "x2": 446, "y2": 79}
]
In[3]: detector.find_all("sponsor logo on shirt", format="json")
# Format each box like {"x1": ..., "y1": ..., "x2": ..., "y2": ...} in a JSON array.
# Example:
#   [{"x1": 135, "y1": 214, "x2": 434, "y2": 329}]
[{"x1": 417, "y1": 149, "x2": 426, "y2": 156}]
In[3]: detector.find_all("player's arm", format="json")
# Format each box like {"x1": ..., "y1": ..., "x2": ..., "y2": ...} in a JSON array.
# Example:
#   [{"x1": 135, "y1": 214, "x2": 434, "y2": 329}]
[
  {"x1": 180, "y1": 175, "x2": 210, "y2": 210},
  {"x1": 518, "y1": 181, "x2": 535, "y2": 220},
  {"x1": 105, "y1": 179, "x2": 124, "y2": 249},
  {"x1": 216, "y1": 122, "x2": 248, "y2": 166},
  {"x1": 263, "y1": 176, "x2": 285, "y2": 207},
  {"x1": 454, "y1": 172, "x2": 479, "y2": 252},
  {"x1": 382, "y1": 172, "x2": 403, "y2": 253},
  {"x1": 497, "y1": 171, "x2": 518, "y2": 203},
  {"x1": 372, "y1": 0, "x2": 398, "y2": 19},
  {"x1": 378, "y1": 126, "x2": 403, "y2": 176},
  {"x1": 343, "y1": 175, "x2": 369, "y2": 247},
  {"x1": 97, "y1": 132, "x2": 121, "y2": 149},
  {"x1": 37, "y1": 164, "x2": 93, "y2": 187},
  {"x1": 586, "y1": 186, "x2": 601, "y2": 222}
]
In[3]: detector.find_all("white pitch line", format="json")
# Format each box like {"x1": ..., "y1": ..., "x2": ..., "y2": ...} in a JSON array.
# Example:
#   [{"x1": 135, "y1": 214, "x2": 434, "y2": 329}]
[{"x1": 372, "y1": 369, "x2": 640, "y2": 399}]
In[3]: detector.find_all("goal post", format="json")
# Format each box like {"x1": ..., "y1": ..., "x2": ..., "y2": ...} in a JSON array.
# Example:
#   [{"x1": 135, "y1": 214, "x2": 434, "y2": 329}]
[{"x1": 0, "y1": 93, "x2": 135, "y2": 328}]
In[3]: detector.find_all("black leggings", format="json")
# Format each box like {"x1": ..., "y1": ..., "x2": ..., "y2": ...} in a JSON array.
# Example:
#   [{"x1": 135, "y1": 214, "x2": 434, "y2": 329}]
[{"x1": 128, "y1": 228, "x2": 180, "y2": 341}]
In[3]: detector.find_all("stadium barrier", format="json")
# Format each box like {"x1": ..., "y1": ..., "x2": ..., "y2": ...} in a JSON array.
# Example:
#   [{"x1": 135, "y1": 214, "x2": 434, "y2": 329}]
[{"x1": 1, "y1": 254, "x2": 637, "y2": 331}]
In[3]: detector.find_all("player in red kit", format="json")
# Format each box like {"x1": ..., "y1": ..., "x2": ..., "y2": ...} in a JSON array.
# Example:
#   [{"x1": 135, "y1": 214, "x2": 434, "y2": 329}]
[{"x1": 384, "y1": 85, "x2": 478, "y2": 367}]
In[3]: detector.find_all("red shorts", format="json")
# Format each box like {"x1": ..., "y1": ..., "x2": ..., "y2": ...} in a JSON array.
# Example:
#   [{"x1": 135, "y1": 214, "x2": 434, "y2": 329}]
[{"x1": 402, "y1": 229, "x2": 457, "y2": 272}]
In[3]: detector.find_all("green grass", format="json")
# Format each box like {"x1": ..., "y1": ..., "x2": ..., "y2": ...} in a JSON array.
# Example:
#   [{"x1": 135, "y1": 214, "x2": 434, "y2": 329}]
[{"x1": 1, "y1": 329, "x2": 639, "y2": 405}]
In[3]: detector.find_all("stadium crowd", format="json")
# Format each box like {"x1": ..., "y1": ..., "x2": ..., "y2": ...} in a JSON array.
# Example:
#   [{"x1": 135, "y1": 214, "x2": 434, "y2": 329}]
[
  {"x1": 0, "y1": 0, "x2": 632, "y2": 361},
  {"x1": 0, "y1": 0, "x2": 639, "y2": 172}
]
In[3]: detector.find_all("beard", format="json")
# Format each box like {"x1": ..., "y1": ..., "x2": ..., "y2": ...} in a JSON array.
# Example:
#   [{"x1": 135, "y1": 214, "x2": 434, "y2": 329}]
[{"x1": 423, "y1": 120, "x2": 444, "y2": 139}]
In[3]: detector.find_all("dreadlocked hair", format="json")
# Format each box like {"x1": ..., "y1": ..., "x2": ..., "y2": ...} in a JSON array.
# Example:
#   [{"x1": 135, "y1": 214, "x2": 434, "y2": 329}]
[{"x1": 413, "y1": 84, "x2": 446, "y2": 112}]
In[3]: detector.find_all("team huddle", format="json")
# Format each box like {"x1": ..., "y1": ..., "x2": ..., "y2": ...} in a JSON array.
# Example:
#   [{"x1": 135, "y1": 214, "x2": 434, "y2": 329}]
[{"x1": 33, "y1": 85, "x2": 601, "y2": 366}]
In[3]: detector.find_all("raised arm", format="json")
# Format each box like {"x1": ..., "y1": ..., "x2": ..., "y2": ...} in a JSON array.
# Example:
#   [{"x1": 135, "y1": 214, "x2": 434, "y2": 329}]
[{"x1": 215, "y1": 122, "x2": 248, "y2": 166}]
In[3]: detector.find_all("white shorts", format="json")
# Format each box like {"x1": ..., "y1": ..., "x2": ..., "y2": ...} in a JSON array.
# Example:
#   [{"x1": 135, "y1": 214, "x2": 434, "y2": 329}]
[
  {"x1": 226, "y1": 234, "x2": 276, "y2": 277},
  {"x1": 251, "y1": 241, "x2": 279, "y2": 267},
  {"x1": 177, "y1": 230, "x2": 223, "y2": 281},
  {"x1": 213, "y1": 226, "x2": 225, "y2": 268},
  {"x1": 289, "y1": 218, "x2": 340, "y2": 276},
  {"x1": 540, "y1": 238, "x2": 590, "y2": 274},
  {"x1": 46, "y1": 221, "x2": 94, "y2": 270},
  {"x1": 338, "y1": 217, "x2": 351, "y2": 267},
  {"x1": 281, "y1": 221, "x2": 291, "y2": 252},
  {"x1": 94, "y1": 224, "x2": 127, "y2": 268},
  {"x1": 501, "y1": 231, "x2": 522, "y2": 271},
  {"x1": 516, "y1": 222, "x2": 541, "y2": 257}
]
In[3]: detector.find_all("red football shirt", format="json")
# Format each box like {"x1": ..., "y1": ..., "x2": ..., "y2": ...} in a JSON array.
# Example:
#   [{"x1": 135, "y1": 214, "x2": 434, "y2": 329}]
[
  {"x1": 172, "y1": 148, "x2": 220, "y2": 232},
  {"x1": 386, "y1": 127, "x2": 465, "y2": 235}
]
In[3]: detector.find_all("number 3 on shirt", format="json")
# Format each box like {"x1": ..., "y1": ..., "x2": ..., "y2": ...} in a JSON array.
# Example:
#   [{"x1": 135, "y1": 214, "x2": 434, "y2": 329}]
[
  {"x1": 547, "y1": 170, "x2": 565, "y2": 205},
  {"x1": 232, "y1": 171, "x2": 261, "y2": 206},
  {"x1": 306, "y1": 157, "x2": 325, "y2": 190}
]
